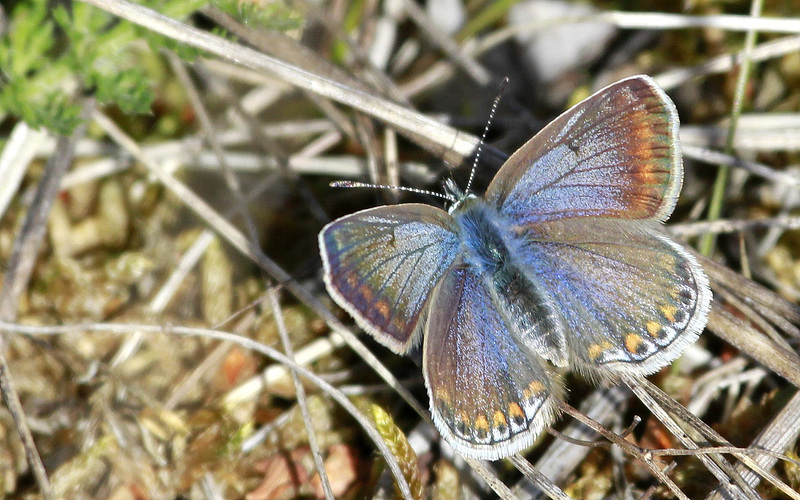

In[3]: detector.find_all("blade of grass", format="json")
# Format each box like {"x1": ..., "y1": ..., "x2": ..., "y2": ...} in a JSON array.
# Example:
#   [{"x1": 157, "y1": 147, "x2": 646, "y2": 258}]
[{"x1": 699, "y1": 0, "x2": 763, "y2": 256}]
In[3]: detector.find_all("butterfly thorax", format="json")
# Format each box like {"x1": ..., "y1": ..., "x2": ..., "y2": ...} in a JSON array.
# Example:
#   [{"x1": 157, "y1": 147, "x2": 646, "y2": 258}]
[{"x1": 452, "y1": 196, "x2": 518, "y2": 278}]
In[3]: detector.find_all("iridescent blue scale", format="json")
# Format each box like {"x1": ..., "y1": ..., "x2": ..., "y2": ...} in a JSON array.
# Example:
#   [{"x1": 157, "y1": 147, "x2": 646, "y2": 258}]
[{"x1": 319, "y1": 75, "x2": 712, "y2": 460}]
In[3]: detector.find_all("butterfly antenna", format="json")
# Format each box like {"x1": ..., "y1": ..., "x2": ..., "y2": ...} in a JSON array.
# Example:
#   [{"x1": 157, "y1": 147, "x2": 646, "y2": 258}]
[
  {"x1": 465, "y1": 77, "x2": 509, "y2": 196},
  {"x1": 330, "y1": 181, "x2": 456, "y2": 203}
]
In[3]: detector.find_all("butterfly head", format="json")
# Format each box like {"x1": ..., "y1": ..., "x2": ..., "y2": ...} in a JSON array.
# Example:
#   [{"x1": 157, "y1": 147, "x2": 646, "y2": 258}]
[{"x1": 445, "y1": 178, "x2": 477, "y2": 214}]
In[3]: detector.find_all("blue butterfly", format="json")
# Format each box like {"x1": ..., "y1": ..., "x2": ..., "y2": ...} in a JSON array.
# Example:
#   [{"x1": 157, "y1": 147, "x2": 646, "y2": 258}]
[{"x1": 319, "y1": 75, "x2": 712, "y2": 460}]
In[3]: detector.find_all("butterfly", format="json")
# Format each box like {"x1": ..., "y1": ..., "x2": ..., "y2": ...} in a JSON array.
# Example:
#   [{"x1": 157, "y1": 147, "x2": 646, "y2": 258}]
[{"x1": 318, "y1": 75, "x2": 712, "y2": 460}]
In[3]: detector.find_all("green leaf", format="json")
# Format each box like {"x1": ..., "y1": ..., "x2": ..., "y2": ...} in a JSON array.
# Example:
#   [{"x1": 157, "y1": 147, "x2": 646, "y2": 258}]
[
  {"x1": 93, "y1": 68, "x2": 155, "y2": 115},
  {"x1": 4, "y1": 1, "x2": 55, "y2": 77},
  {"x1": 1, "y1": 0, "x2": 213, "y2": 134},
  {"x1": 211, "y1": 0, "x2": 303, "y2": 32}
]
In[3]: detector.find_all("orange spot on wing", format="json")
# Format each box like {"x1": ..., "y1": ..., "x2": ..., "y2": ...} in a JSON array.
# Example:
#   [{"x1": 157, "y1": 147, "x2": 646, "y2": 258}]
[
  {"x1": 373, "y1": 300, "x2": 390, "y2": 320},
  {"x1": 523, "y1": 381, "x2": 545, "y2": 399},
  {"x1": 474, "y1": 414, "x2": 490, "y2": 434},
  {"x1": 660, "y1": 305, "x2": 677, "y2": 323},
  {"x1": 646, "y1": 321, "x2": 662, "y2": 338},
  {"x1": 357, "y1": 284, "x2": 373, "y2": 302},
  {"x1": 587, "y1": 341, "x2": 613, "y2": 361},
  {"x1": 508, "y1": 403, "x2": 525, "y2": 420},
  {"x1": 493, "y1": 411, "x2": 507, "y2": 428},
  {"x1": 625, "y1": 333, "x2": 644, "y2": 354}
]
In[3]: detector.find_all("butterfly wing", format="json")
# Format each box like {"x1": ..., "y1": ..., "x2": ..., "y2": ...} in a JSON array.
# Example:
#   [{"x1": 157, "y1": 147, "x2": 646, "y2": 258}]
[
  {"x1": 515, "y1": 218, "x2": 711, "y2": 378},
  {"x1": 486, "y1": 75, "x2": 681, "y2": 224},
  {"x1": 423, "y1": 262, "x2": 561, "y2": 460},
  {"x1": 319, "y1": 204, "x2": 460, "y2": 353}
]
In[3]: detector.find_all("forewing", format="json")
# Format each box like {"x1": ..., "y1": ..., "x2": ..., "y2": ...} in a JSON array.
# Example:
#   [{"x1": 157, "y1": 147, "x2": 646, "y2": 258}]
[
  {"x1": 486, "y1": 75, "x2": 681, "y2": 223},
  {"x1": 516, "y1": 218, "x2": 711, "y2": 378},
  {"x1": 320, "y1": 204, "x2": 460, "y2": 354},
  {"x1": 423, "y1": 263, "x2": 561, "y2": 460}
]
